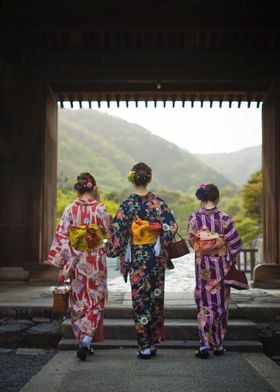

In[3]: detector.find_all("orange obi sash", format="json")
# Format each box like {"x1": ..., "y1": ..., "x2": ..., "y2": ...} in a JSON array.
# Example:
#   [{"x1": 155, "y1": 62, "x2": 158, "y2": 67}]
[
  {"x1": 131, "y1": 218, "x2": 161, "y2": 245},
  {"x1": 193, "y1": 229, "x2": 227, "y2": 257}
]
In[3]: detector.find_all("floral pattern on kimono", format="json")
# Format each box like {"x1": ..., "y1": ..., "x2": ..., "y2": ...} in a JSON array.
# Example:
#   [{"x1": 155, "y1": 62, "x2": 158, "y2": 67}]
[
  {"x1": 188, "y1": 207, "x2": 242, "y2": 349},
  {"x1": 48, "y1": 197, "x2": 111, "y2": 343},
  {"x1": 107, "y1": 192, "x2": 177, "y2": 348}
]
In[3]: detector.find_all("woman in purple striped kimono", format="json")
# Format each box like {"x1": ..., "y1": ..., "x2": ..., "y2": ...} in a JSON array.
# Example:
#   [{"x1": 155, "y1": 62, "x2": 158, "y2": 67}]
[{"x1": 188, "y1": 184, "x2": 242, "y2": 359}]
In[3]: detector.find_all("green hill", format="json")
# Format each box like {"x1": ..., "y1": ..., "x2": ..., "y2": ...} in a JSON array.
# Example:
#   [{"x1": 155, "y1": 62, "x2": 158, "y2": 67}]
[
  {"x1": 58, "y1": 109, "x2": 235, "y2": 193},
  {"x1": 196, "y1": 145, "x2": 261, "y2": 186}
]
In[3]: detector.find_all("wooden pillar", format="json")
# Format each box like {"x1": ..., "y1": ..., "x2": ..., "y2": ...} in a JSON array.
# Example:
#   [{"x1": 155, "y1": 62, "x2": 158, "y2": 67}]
[
  {"x1": 253, "y1": 82, "x2": 280, "y2": 287},
  {"x1": 0, "y1": 60, "x2": 57, "y2": 280}
]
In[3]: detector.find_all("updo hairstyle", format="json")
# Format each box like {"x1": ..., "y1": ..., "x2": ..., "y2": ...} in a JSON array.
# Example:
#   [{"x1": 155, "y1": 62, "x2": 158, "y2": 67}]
[
  {"x1": 74, "y1": 172, "x2": 96, "y2": 195},
  {"x1": 195, "y1": 184, "x2": 219, "y2": 203},
  {"x1": 131, "y1": 162, "x2": 152, "y2": 186}
]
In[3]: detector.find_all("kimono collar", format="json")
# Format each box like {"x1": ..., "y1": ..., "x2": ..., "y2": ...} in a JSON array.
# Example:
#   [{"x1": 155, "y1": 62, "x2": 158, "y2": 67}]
[
  {"x1": 199, "y1": 206, "x2": 220, "y2": 215},
  {"x1": 74, "y1": 197, "x2": 97, "y2": 206},
  {"x1": 130, "y1": 192, "x2": 154, "y2": 201}
]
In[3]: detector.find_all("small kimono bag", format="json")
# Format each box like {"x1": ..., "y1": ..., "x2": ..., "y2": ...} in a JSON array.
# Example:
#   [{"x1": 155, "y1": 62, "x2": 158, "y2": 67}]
[
  {"x1": 224, "y1": 265, "x2": 249, "y2": 290},
  {"x1": 53, "y1": 284, "x2": 70, "y2": 313}
]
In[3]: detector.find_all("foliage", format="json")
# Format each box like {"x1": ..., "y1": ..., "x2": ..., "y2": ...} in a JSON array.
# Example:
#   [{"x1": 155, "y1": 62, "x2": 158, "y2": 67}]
[
  {"x1": 234, "y1": 216, "x2": 261, "y2": 246},
  {"x1": 56, "y1": 189, "x2": 76, "y2": 222},
  {"x1": 242, "y1": 171, "x2": 262, "y2": 224}
]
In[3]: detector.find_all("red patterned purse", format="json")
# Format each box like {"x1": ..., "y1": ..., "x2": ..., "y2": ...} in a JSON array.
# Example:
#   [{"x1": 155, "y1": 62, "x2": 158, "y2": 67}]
[{"x1": 224, "y1": 265, "x2": 249, "y2": 290}]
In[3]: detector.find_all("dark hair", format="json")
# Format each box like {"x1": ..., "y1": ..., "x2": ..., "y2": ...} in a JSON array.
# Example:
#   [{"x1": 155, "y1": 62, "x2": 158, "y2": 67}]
[
  {"x1": 74, "y1": 172, "x2": 96, "y2": 195},
  {"x1": 195, "y1": 184, "x2": 219, "y2": 203},
  {"x1": 131, "y1": 162, "x2": 152, "y2": 186}
]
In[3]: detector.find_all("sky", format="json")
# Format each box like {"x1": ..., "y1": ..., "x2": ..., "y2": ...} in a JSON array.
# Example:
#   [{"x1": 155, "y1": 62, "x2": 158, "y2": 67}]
[{"x1": 63, "y1": 101, "x2": 262, "y2": 154}]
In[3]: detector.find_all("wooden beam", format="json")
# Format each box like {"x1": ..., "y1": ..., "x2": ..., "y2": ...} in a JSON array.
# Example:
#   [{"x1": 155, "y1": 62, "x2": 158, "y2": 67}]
[{"x1": 1, "y1": 1, "x2": 279, "y2": 32}]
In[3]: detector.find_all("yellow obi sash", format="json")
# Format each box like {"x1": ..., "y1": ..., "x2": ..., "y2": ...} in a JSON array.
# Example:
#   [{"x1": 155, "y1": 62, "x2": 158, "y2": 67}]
[
  {"x1": 131, "y1": 218, "x2": 161, "y2": 245},
  {"x1": 69, "y1": 224, "x2": 104, "y2": 251}
]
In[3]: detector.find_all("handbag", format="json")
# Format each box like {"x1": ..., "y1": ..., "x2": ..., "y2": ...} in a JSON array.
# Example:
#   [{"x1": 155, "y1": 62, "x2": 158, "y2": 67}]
[
  {"x1": 224, "y1": 265, "x2": 249, "y2": 290},
  {"x1": 53, "y1": 284, "x2": 70, "y2": 313},
  {"x1": 167, "y1": 232, "x2": 190, "y2": 259}
]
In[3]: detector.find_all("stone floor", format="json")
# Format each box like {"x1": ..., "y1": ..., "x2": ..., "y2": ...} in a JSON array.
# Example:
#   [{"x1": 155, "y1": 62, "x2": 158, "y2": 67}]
[{"x1": 20, "y1": 349, "x2": 280, "y2": 392}]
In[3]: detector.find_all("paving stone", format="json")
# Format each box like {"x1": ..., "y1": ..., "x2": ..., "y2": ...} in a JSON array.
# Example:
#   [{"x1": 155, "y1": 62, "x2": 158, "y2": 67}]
[
  {"x1": 16, "y1": 348, "x2": 52, "y2": 355},
  {"x1": 0, "y1": 322, "x2": 30, "y2": 347},
  {"x1": 20, "y1": 350, "x2": 278, "y2": 392},
  {"x1": 32, "y1": 317, "x2": 51, "y2": 324},
  {"x1": 0, "y1": 347, "x2": 13, "y2": 353},
  {"x1": 10, "y1": 319, "x2": 34, "y2": 326},
  {"x1": 22, "y1": 322, "x2": 61, "y2": 348}
]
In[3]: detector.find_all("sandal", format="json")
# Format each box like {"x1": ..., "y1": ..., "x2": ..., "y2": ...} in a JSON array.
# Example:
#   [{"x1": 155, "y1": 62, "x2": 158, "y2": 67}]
[
  {"x1": 150, "y1": 346, "x2": 157, "y2": 356},
  {"x1": 195, "y1": 348, "x2": 210, "y2": 359},
  {"x1": 214, "y1": 347, "x2": 226, "y2": 356},
  {"x1": 77, "y1": 345, "x2": 88, "y2": 361}
]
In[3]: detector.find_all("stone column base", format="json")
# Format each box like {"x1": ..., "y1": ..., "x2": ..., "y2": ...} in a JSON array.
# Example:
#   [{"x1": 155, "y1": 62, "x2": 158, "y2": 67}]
[
  {"x1": 0, "y1": 267, "x2": 30, "y2": 281},
  {"x1": 252, "y1": 264, "x2": 280, "y2": 288}
]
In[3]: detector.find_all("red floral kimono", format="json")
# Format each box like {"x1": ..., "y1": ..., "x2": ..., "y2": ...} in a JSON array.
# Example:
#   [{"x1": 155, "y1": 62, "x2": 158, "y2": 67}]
[{"x1": 48, "y1": 197, "x2": 111, "y2": 343}]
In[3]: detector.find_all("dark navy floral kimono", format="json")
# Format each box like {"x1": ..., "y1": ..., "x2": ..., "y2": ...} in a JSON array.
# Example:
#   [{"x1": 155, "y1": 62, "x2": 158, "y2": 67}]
[{"x1": 108, "y1": 192, "x2": 177, "y2": 349}]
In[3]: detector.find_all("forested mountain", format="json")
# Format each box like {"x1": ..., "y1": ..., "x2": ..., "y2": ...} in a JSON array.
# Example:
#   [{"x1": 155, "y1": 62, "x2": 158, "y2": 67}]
[
  {"x1": 58, "y1": 110, "x2": 235, "y2": 193},
  {"x1": 196, "y1": 145, "x2": 261, "y2": 186}
]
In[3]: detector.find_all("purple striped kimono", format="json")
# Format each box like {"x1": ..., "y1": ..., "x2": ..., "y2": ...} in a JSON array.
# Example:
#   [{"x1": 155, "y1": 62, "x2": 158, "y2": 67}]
[{"x1": 188, "y1": 206, "x2": 242, "y2": 349}]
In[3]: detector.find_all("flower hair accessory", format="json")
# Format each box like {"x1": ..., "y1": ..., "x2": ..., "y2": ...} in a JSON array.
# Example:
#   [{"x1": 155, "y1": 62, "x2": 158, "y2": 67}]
[
  {"x1": 195, "y1": 183, "x2": 207, "y2": 201},
  {"x1": 127, "y1": 171, "x2": 136, "y2": 183}
]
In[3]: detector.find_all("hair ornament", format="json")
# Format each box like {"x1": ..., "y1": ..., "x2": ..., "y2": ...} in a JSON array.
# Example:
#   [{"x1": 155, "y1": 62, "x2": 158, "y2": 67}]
[
  {"x1": 128, "y1": 171, "x2": 136, "y2": 183},
  {"x1": 195, "y1": 183, "x2": 207, "y2": 200}
]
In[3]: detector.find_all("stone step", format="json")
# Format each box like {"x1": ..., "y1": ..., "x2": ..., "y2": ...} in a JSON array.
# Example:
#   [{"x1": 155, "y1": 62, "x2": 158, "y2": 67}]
[
  {"x1": 58, "y1": 338, "x2": 263, "y2": 353},
  {"x1": 61, "y1": 319, "x2": 258, "y2": 341},
  {"x1": 1, "y1": 304, "x2": 280, "y2": 323}
]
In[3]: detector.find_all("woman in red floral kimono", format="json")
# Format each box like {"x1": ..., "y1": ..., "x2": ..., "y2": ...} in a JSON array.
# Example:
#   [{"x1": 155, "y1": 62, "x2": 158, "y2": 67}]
[
  {"x1": 47, "y1": 172, "x2": 111, "y2": 360},
  {"x1": 107, "y1": 162, "x2": 177, "y2": 359}
]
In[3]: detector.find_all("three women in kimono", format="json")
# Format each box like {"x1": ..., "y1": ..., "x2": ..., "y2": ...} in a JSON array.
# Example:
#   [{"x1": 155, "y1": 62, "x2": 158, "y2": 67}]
[
  {"x1": 48, "y1": 167, "x2": 241, "y2": 362},
  {"x1": 108, "y1": 162, "x2": 177, "y2": 359},
  {"x1": 188, "y1": 183, "x2": 242, "y2": 359},
  {"x1": 47, "y1": 172, "x2": 111, "y2": 360}
]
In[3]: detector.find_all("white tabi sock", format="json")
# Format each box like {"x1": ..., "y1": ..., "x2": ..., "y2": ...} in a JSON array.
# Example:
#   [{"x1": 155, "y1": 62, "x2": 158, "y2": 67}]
[
  {"x1": 82, "y1": 335, "x2": 92, "y2": 349},
  {"x1": 140, "y1": 348, "x2": 151, "y2": 355},
  {"x1": 214, "y1": 345, "x2": 224, "y2": 352}
]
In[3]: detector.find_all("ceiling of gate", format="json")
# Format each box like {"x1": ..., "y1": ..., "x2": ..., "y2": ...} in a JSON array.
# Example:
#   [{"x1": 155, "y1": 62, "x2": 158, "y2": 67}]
[{"x1": 1, "y1": 0, "x2": 280, "y2": 103}]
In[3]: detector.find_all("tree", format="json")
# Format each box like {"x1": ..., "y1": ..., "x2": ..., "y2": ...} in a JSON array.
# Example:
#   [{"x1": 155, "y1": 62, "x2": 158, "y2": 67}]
[
  {"x1": 235, "y1": 170, "x2": 263, "y2": 246},
  {"x1": 242, "y1": 171, "x2": 262, "y2": 224}
]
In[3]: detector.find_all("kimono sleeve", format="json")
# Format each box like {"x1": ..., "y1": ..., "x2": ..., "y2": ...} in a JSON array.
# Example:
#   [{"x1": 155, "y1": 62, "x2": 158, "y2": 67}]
[
  {"x1": 187, "y1": 213, "x2": 198, "y2": 249},
  {"x1": 223, "y1": 216, "x2": 242, "y2": 261},
  {"x1": 106, "y1": 202, "x2": 130, "y2": 258},
  {"x1": 47, "y1": 206, "x2": 74, "y2": 268},
  {"x1": 95, "y1": 203, "x2": 112, "y2": 235},
  {"x1": 160, "y1": 202, "x2": 177, "y2": 248}
]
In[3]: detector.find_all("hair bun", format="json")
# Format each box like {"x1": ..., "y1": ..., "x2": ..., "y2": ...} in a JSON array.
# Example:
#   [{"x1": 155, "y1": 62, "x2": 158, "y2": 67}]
[
  {"x1": 129, "y1": 162, "x2": 152, "y2": 186},
  {"x1": 195, "y1": 187, "x2": 207, "y2": 201},
  {"x1": 74, "y1": 172, "x2": 96, "y2": 195},
  {"x1": 195, "y1": 183, "x2": 219, "y2": 203}
]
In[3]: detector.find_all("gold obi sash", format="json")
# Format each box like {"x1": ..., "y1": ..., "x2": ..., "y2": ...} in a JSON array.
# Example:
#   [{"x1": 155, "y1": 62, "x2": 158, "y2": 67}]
[
  {"x1": 131, "y1": 218, "x2": 161, "y2": 245},
  {"x1": 69, "y1": 224, "x2": 104, "y2": 251}
]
